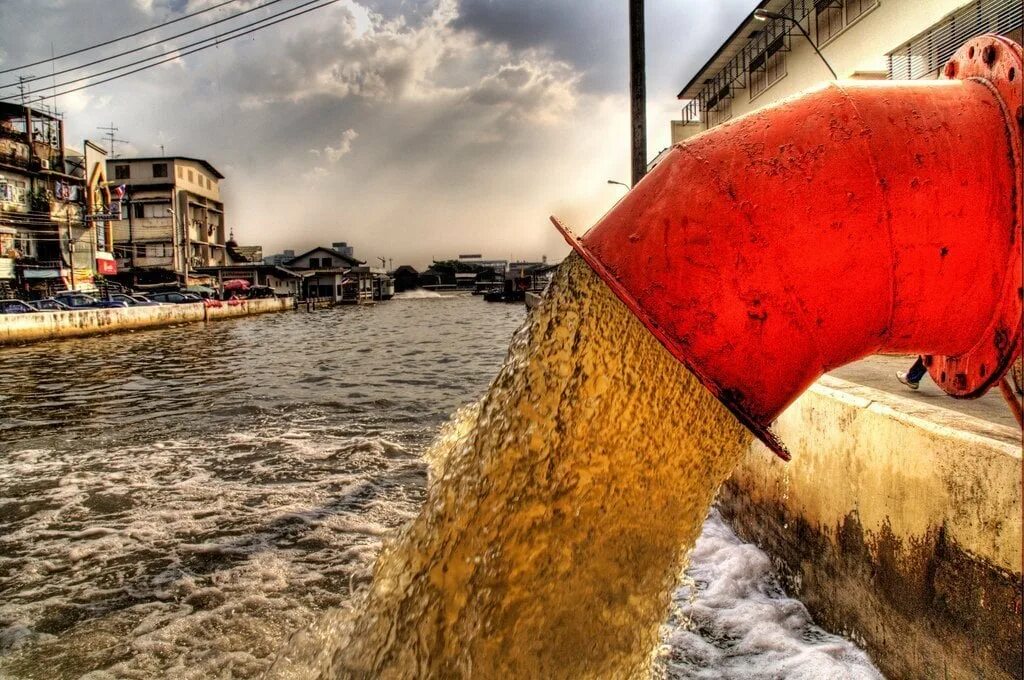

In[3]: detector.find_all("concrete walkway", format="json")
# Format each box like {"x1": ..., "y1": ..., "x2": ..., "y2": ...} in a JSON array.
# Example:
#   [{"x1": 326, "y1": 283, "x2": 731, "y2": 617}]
[{"x1": 829, "y1": 354, "x2": 1021, "y2": 431}]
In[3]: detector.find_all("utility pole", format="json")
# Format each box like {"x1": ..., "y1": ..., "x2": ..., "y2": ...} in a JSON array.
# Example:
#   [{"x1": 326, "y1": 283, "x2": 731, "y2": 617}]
[
  {"x1": 125, "y1": 187, "x2": 136, "y2": 275},
  {"x1": 65, "y1": 210, "x2": 75, "y2": 292},
  {"x1": 17, "y1": 76, "x2": 33, "y2": 105},
  {"x1": 629, "y1": 0, "x2": 647, "y2": 187}
]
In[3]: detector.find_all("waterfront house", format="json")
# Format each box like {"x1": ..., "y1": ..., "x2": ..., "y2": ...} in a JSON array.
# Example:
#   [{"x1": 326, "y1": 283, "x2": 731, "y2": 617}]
[
  {"x1": 286, "y1": 245, "x2": 394, "y2": 303},
  {"x1": 107, "y1": 156, "x2": 228, "y2": 285},
  {"x1": 0, "y1": 103, "x2": 105, "y2": 297},
  {"x1": 392, "y1": 265, "x2": 419, "y2": 292},
  {"x1": 286, "y1": 245, "x2": 363, "y2": 303}
]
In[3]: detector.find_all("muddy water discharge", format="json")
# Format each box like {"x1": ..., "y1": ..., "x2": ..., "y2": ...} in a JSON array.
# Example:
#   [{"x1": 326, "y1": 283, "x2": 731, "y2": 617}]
[{"x1": 271, "y1": 255, "x2": 752, "y2": 678}]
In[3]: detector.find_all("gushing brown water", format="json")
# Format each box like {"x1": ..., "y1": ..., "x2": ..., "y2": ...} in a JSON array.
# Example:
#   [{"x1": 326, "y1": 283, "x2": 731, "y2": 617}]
[{"x1": 268, "y1": 254, "x2": 752, "y2": 679}]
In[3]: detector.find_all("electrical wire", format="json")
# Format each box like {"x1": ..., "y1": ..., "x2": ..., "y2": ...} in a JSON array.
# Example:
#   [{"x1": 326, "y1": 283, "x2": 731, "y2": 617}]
[
  {"x1": 8, "y1": 0, "x2": 328, "y2": 100},
  {"x1": 0, "y1": 0, "x2": 240, "y2": 75},
  {"x1": 3, "y1": 0, "x2": 341, "y2": 104},
  {"x1": 1, "y1": 0, "x2": 289, "y2": 89}
]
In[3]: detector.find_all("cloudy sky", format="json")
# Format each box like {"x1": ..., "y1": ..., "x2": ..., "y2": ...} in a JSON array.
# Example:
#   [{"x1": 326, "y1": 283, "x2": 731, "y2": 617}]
[{"x1": 1, "y1": 0, "x2": 754, "y2": 268}]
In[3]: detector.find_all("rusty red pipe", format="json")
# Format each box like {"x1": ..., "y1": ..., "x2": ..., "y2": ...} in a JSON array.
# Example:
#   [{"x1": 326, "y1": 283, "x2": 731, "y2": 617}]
[{"x1": 554, "y1": 35, "x2": 1023, "y2": 460}]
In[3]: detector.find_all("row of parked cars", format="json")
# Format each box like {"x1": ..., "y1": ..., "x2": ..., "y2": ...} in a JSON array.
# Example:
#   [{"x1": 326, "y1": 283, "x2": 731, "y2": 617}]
[{"x1": 0, "y1": 290, "x2": 206, "y2": 314}]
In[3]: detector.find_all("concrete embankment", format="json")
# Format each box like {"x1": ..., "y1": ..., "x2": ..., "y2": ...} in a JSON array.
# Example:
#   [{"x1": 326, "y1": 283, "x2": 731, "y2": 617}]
[
  {"x1": 0, "y1": 297, "x2": 294, "y2": 345},
  {"x1": 719, "y1": 375, "x2": 1022, "y2": 680}
]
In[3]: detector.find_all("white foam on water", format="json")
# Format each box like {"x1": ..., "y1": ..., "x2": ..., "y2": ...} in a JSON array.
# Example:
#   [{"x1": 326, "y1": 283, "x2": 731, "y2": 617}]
[
  {"x1": 393, "y1": 289, "x2": 445, "y2": 299},
  {"x1": 661, "y1": 510, "x2": 884, "y2": 680},
  {"x1": 0, "y1": 423, "x2": 883, "y2": 678}
]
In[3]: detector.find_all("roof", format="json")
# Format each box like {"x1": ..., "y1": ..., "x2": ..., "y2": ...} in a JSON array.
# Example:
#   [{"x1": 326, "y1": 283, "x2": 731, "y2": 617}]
[
  {"x1": 676, "y1": 0, "x2": 780, "y2": 100},
  {"x1": 193, "y1": 263, "x2": 308, "y2": 279},
  {"x1": 108, "y1": 156, "x2": 225, "y2": 179},
  {"x1": 286, "y1": 245, "x2": 363, "y2": 268}
]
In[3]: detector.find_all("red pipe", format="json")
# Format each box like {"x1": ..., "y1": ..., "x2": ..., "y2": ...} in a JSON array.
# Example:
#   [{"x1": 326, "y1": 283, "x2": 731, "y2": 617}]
[{"x1": 554, "y1": 35, "x2": 1022, "y2": 460}]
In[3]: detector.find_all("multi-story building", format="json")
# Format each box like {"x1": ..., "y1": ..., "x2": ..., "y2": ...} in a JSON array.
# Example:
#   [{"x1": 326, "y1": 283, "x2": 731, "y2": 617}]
[
  {"x1": 264, "y1": 249, "x2": 295, "y2": 266},
  {"x1": 0, "y1": 102, "x2": 110, "y2": 296},
  {"x1": 107, "y1": 156, "x2": 227, "y2": 282},
  {"x1": 672, "y1": 0, "x2": 1022, "y2": 143}
]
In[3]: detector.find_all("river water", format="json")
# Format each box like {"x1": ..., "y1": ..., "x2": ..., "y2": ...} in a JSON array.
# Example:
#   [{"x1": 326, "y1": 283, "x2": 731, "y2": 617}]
[{"x1": 0, "y1": 290, "x2": 881, "y2": 679}]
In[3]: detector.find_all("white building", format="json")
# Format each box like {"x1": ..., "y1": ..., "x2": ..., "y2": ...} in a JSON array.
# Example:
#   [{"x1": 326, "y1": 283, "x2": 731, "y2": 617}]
[{"x1": 672, "y1": 0, "x2": 1022, "y2": 143}]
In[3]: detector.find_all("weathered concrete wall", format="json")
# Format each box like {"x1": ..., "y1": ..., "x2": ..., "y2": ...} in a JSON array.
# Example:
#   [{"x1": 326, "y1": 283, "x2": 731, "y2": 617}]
[
  {"x1": 0, "y1": 297, "x2": 293, "y2": 345},
  {"x1": 719, "y1": 375, "x2": 1022, "y2": 680}
]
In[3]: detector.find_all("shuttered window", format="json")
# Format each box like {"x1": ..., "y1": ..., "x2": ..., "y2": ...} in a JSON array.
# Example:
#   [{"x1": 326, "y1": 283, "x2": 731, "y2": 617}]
[{"x1": 888, "y1": 0, "x2": 1022, "y2": 80}]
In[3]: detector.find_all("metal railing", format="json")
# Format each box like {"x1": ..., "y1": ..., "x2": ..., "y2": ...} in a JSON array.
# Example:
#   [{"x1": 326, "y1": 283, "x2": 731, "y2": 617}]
[{"x1": 681, "y1": 0, "x2": 814, "y2": 125}]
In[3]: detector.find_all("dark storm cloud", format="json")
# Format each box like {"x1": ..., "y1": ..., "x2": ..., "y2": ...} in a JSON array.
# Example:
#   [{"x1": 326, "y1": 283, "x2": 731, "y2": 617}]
[{"x1": 452, "y1": 0, "x2": 626, "y2": 93}]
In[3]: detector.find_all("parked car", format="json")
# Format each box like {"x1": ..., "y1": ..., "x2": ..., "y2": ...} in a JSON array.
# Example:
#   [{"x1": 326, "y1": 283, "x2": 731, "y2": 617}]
[
  {"x1": 0, "y1": 299, "x2": 37, "y2": 314},
  {"x1": 109, "y1": 293, "x2": 160, "y2": 307},
  {"x1": 52, "y1": 292, "x2": 129, "y2": 309},
  {"x1": 146, "y1": 291, "x2": 203, "y2": 304},
  {"x1": 27, "y1": 298, "x2": 70, "y2": 312},
  {"x1": 130, "y1": 294, "x2": 161, "y2": 306},
  {"x1": 246, "y1": 285, "x2": 276, "y2": 299}
]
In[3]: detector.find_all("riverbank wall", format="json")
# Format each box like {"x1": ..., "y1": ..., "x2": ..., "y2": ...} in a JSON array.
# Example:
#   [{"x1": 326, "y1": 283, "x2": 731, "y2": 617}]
[
  {"x1": 719, "y1": 375, "x2": 1022, "y2": 680},
  {"x1": 0, "y1": 297, "x2": 294, "y2": 345}
]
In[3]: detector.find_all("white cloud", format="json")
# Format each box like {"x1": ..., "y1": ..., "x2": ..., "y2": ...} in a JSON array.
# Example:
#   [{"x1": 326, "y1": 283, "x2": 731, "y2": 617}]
[{"x1": 324, "y1": 129, "x2": 358, "y2": 163}]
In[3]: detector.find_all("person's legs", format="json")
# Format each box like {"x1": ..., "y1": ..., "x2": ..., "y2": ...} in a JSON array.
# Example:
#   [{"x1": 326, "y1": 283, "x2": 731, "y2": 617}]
[
  {"x1": 907, "y1": 356, "x2": 927, "y2": 383},
  {"x1": 896, "y1": 356, "x2": 927, "y2": 389}
]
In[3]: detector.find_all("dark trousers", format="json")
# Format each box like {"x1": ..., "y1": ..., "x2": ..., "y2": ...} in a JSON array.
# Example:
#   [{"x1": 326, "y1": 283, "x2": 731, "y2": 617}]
[{"x1": 907, "y1": 356, "x2": 927, "y2": 383}]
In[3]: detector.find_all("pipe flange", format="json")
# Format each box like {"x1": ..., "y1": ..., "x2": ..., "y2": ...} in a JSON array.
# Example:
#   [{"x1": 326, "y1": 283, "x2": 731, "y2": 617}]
[{"x1": 926, "y1": 35, "x2": 1023, "y2": 398}]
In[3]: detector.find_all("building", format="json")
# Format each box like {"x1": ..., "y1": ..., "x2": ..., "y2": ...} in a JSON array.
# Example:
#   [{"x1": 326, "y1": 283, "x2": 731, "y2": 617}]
[
  {"x1": 286, "y1": 245, "x2": 366, "y2": 303},
  {"x1": 192, "y1": 262, "x2": 305, "y2": 297},
  {"x1": 264, "y1": 249, "x2": 295, "y2": 266},
  {"x1": 107, "y1": 156, "x2": 228, "y2": 282},
  {"x1": 332, "y1": 242, "x2": 355, "y2": 259},
  {"x1": 454, "y1": 254, "x2": 507, "y2": 277},
  {"x1": 392, "y1": 265, "x2": 420, "y2": 292},
  {"x1": 0, "y1": 103, "x2": 111, "y2": 296},
  {"x1": 671, "y1": 0, "x2": 1022, "y2": 143}
]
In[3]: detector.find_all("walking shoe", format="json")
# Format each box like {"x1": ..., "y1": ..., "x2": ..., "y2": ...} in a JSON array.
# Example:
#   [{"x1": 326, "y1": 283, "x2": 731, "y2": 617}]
[{"x1": 896, "y1": 371, "x2": 919, "y2": 390}]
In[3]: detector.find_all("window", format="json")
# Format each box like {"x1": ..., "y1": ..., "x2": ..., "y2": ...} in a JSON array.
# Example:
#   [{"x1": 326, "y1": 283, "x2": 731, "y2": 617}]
[
  {"x1": 153, "y1": 163, "x2": 168, "y2": 178},
  {"x1": 816, "y1": 0, "x2": 876, "y2": 44},
  {"x1": 114, "y1": 164, "x2": 130, "y2": 180},
  {"x1": 206, "y1": 177, "x2": 212, "y2": 190},
  {"x1": 749, "y1": 38, "x2": 786, "y2": 99},
  {"x1": 705, "y1": 85, "x2": 733, "y2": 127},
  {"x1": 707, "y1": 97, "x2": 732, "y2": 127},
  {"x1": 177, "y1": 166, "x2": 182, "y2": 178},
  {"x1": 133, "y1": 203, "x2": 145, "y2": 219},
  {"x1": 309, "y1": 257, "x2": 320, "y2": 268},
  {"x1": 187, "y1": 169, "x2": 194, "y2": 183},
  {"x1": 145, "y1": 243, "x2": 171, "y2": 258}
]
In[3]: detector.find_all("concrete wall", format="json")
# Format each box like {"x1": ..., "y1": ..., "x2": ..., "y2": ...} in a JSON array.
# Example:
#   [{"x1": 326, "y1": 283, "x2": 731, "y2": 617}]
[
  {"x1": 719, "y1": 375, "x2": 1022, "y2": 680},
  {"x1": 0, "y1": 297, "x2": 293, "y2": 345}
]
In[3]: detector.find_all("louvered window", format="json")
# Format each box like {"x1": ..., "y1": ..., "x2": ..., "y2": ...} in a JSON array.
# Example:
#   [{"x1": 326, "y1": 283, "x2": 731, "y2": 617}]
[{"x1": 888, "y1": 0, "x2": 1022, "y2": 80}]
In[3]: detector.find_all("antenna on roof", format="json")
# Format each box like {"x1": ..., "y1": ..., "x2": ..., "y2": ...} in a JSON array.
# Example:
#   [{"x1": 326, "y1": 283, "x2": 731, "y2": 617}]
[{"x1": 96, "y1": 122, "x2": 129, "y2": 157}]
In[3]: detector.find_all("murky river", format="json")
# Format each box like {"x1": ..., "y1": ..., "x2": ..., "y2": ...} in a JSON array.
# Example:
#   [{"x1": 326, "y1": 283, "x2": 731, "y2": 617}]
[{"x1": 0, "y1": 291, "x2": 881, "y2": 678}]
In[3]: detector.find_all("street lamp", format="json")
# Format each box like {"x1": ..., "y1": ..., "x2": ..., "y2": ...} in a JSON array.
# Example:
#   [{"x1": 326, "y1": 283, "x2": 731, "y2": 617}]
[
  {"x1": 753, "y1": 9, "x2": 838, "y2": 79},
  {"x1": 607, "y1": 180, "x2": 630, "y2": 190}
]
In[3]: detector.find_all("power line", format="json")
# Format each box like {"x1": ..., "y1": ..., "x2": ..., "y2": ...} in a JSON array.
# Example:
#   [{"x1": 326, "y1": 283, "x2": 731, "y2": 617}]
[
  {"x1": 0, "y1": 0, "x2": 240, "y2": 75},
  {"x1": 3, "y1": 0, "x2": 342, "y2": 104},
  {"x1": 8, "y1": 0, "x2": 328, "y2": 101},
  {"x1": 1, "y1": 0, "x2": 290, "y2": 89}
]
